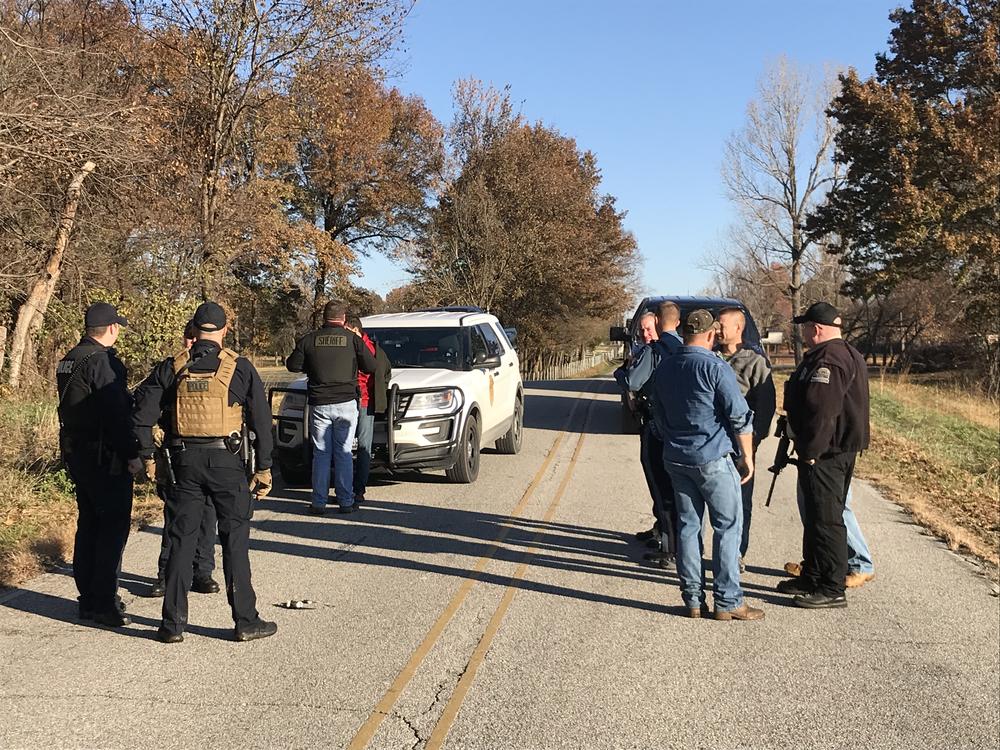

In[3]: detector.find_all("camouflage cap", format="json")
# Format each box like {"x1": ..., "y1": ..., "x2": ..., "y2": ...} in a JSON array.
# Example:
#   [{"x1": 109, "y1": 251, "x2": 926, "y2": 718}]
[{"x1": 682, "y1": 309, "x2": 719, "y2": 336}]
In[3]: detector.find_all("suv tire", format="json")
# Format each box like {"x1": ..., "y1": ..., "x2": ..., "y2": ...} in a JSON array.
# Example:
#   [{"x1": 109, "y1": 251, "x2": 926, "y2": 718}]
[
  {"x1": 446, "y1": 414, "x2": 481, "y2": 483},
  {"x1": 495, "y1": 396, "x2": 523, "y2": 454},
  {"x1": 278, "y1": 461, "x2": 311, "y2": 487}
]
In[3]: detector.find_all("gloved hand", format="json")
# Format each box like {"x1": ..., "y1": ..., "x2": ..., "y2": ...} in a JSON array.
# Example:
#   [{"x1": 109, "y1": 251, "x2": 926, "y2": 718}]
[
  {"x1": 251, "y1": 468, "x2": 272, "y2": 498},
  {"x1": 143, "y1": 457, "x2": 158, "y2": 484}
]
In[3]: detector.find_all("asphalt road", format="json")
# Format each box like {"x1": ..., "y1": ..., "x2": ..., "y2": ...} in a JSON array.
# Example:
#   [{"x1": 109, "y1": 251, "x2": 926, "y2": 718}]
[{"x1": 2, "y1": 377, "x2": 998, "y2": 750}]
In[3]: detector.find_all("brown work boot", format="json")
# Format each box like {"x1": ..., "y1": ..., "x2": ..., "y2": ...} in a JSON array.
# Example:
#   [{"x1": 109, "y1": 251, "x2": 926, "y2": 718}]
[
  {"x1": 714, "y1": 603, "x2": 765, "y2": 621},
  {"x1": 845, "y1": 571, "x2": 876, "y2": 588},
  {"x1": 687, "y1": 605, "x2": 711, "y2": 619},
  {"x1": 784, "y1": 560, "x2": 804, "y2": 577}
]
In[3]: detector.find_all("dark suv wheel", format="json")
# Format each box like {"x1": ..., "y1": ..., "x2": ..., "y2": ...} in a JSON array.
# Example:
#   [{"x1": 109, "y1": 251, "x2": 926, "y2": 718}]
[
  {"x1": 446, "y1": 414, "x2": 481, "y2": 483},
  {"x1": 278, "y1": 460, "x2": 311, "y2": 487},
  {"x1": 495, "y1": 396, "x2": 523, "y2": 454}
]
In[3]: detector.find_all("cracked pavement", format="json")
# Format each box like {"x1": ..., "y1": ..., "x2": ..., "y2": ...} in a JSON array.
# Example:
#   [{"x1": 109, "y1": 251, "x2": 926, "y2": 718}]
[{"x1": 1, "y1": 378, "x2": 998, "y2": 749}]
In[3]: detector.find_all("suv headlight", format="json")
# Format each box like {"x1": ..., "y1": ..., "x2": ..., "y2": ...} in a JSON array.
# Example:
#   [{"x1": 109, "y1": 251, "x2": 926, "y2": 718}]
[{"x1": 407, "y1": 388, "x2": 462, "y2": 415}]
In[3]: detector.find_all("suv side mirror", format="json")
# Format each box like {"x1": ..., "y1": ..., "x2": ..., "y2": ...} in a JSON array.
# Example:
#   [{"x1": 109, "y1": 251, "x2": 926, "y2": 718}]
[
  {"x1": 477, "y1": 354, "x2": 502, "y2": 369},
  {"x1": 503, "y1": 327, "x2": 518, "y2": 349},
  {"x1": 609, "y1": 326, "x2": 629, "y2": 342}
]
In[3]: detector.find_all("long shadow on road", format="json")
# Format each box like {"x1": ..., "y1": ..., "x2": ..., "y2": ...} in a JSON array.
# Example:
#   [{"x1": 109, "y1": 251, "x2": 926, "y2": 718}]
[{"x1": 243, "y1": 492, "x2": 797, "y2": 615}]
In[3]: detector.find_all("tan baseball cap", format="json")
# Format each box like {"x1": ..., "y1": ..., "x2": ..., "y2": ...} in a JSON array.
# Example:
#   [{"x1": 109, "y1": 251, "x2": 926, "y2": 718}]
[{"x1": 682, "y1": 309, "x2": 719, "y2": 336}]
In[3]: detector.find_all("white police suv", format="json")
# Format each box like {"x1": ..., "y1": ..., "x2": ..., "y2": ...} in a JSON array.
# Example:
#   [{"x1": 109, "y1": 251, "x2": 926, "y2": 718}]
[{"x1": 271, "y1": 308, "x2": 524, "y2": 484}]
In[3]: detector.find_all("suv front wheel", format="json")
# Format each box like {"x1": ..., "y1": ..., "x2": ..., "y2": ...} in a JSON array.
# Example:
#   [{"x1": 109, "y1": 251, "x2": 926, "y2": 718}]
[
  {"x1": 446, "y1": 414, "x2": 481, "y2": 483},
  {"x1": 495, "y1": 396, "x2": 523, "y2": 454}
]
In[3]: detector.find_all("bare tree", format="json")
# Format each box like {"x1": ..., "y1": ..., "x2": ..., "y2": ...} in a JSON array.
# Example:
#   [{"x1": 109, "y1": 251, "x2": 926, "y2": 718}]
[
  {"x1": 722, "y1": 57, "x2": 840, "y2": 362},
  {"x1": 1, "y1": 4, "x2": 149, "y2": 387}
]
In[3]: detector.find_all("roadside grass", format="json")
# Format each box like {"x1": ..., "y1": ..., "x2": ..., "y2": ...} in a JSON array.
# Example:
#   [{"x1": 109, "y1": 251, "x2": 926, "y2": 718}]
[
  {"x1": 0, "y1": 398, "x2": 160, "y2": 589},
  {"x1": 775, "y1": 371, "x2": 999, "y2": 572}
]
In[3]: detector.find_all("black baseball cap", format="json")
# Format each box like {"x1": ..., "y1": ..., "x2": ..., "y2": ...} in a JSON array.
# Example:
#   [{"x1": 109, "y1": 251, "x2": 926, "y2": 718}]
[
  {"x1": 192, "y1": 301, "x2": 227, "y2": 332},
  {"x1": 681, "y1": 309, "x2": 719, "y2": 336},
  {"x1": 84, "y1": 302, "x2": 128, "y2": 328},
  {"x1": 793, "y1": 302, "x2": 842, "y2": 327}
]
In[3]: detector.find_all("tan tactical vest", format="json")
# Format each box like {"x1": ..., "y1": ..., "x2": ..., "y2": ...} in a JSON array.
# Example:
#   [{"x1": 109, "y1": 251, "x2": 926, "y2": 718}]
[{"x1": 172, "y1": 348, "x2": 243, "y2": 438}]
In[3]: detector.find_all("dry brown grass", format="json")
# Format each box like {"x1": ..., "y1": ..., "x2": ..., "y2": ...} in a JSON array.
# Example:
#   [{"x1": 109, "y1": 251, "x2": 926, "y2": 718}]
[
  {"x1": 0, "y1": 398, "x2": 162, "y2": 589},
  {"x1": 872, "y1": 371, "x2": 999, "y2": 431}
]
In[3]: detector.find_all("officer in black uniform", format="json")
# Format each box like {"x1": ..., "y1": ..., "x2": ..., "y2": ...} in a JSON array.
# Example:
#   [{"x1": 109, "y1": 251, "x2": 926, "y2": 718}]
[
  {"x1": 148, "y1": 319, "x2": 220, "y2": 598},
  {"x1": 778, "y1": 302, "x2": 870, "y2": 609},
  {"x1": 56, "y1": 302, "x2": 136, "y2": 627},
  {"x1": 132, "y1": 302, "x2": 276, "y2": 643}
]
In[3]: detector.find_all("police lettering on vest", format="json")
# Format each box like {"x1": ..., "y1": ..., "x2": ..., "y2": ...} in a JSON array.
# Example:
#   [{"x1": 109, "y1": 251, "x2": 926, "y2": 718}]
[{"x1": 172, "y1": 348, "x2": 243, "y2": 438}]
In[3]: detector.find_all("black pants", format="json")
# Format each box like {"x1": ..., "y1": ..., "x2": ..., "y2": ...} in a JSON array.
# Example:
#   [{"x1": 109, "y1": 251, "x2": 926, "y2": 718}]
[
  {"x1": 798, "y1": 452, "x2": 856, "y2": 597},
  {"x1": 638, "y1": 423, "x2": 677, "y2": 555},
  {"x1": 156, "y1": 485, "x2": 217, "y2": 581},
  {"x1": 739, "y1": 472, "x2": 754, "y2": 557},
  {"x1": 162, "y1": 448, "x2": 258, "y2": 635},
  {"x1": 66, "y1": 454, "x2": 133, "y2": 613}
]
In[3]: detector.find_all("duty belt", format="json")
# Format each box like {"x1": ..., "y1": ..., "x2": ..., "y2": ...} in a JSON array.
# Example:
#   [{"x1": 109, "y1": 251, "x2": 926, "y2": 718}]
[{"x1": 166, "y1": 438, "x2": 230, "y2": 451}]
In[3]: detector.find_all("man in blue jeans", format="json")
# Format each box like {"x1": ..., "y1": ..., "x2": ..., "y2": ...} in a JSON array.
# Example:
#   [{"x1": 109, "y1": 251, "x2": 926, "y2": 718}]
[
  {"x1": 287, "y1": 301, "x2": 376, "y2": 515},
  {"x1": 653, "y1": 309, "x2": 764, "y2": 621}
]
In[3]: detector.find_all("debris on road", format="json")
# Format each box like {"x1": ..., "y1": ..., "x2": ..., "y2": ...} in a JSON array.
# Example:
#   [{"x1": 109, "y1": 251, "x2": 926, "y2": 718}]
[{"x1": 274, "y1": 599, "x2": 318, "y2": 610}]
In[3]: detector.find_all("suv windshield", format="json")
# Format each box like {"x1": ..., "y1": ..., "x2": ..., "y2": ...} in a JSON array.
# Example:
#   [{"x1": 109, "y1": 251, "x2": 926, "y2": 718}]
[{"x1": 367, "y1": 327, "x2": 466, "y2": 371}]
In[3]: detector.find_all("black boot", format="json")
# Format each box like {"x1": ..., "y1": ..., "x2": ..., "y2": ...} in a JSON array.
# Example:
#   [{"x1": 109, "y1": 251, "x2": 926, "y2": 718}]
[
  {"x1": 191, "y1": 576, "x2": 220, "y2": 594},
  {"x1": 235, "y1": 619, "x2": 278, "y2": 642},
  {"x1": 92, "y1": 609, "x2": 131, "y2": 627},
  {"x1": 794, "y1": 592, "x2": 847, "y2": 609}
]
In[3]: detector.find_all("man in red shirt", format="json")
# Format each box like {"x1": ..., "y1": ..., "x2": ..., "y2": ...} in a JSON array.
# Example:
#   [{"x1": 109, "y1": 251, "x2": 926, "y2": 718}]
[{"x1": 345, "y1": 316, "x2": 391, "y2": 503}]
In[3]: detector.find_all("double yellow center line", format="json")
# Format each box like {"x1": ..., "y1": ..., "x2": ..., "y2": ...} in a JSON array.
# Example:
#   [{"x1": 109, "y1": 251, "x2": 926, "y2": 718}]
[{"x1": 348, "y1": 386, "x2": 597, "y2": 750}]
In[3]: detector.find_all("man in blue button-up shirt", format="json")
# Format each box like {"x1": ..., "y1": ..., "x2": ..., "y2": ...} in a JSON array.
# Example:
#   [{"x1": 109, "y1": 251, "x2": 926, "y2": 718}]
[{"x1": 653, "y1": 309, "x2": 763, "y2": 621}]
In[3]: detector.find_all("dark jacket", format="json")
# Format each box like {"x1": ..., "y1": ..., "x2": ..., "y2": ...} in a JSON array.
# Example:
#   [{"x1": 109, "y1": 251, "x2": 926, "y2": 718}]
[
  {"x1": 56, "y1": 336, "x2": 136, "y2": 462},
  {"x1": 784, "y1": 338, "x2": 870, "y2": 460},
  {"x1": 131, "y1": 340, "x2": 273, "y2": 469},
  {"x1": 370, "y1": 345, "x2": 392, "y2": 414},
  {"x1": 286, "y1": 323, "x2": 377, "y2": 405}
]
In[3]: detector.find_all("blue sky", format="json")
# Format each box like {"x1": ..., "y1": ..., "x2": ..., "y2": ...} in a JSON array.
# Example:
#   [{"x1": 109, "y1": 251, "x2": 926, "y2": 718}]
[{"x1": 353, "y1": 0, "x2": 902, "y2": 300}]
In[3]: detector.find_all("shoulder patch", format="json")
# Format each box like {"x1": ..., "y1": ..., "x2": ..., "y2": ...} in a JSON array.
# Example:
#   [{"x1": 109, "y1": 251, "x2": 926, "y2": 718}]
[{"x1": 810, "y1": 366, "x2": 832, "y2": 384}]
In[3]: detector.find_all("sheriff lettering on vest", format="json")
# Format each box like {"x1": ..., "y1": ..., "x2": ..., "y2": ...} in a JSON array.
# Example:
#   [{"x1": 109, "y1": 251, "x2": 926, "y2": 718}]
[{"x1": 132, "y1": 302, "x2": 276, "y2": 643}]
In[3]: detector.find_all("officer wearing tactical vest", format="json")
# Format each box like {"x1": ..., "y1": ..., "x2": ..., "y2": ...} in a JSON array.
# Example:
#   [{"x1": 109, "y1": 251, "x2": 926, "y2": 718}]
[
  {"x1": 132, "y1": 302, "x2": 276, "y2": 643},
  {"x1": 57, "y1": 302, "x2": 138, "y2": 628},
  {"x1": 148, "y1": 319, "x2": 220, "y2": 599}
]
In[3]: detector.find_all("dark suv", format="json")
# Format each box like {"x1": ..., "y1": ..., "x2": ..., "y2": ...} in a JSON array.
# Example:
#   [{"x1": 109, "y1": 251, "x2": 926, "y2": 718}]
[{"x1": 609, "y1": 295, "x2": 765, "y2": 433}]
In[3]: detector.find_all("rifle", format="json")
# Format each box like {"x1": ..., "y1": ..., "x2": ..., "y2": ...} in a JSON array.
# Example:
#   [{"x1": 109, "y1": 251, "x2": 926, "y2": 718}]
[{"x1": 764, "y1": 415, "x2": 800, "y2": 507}]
